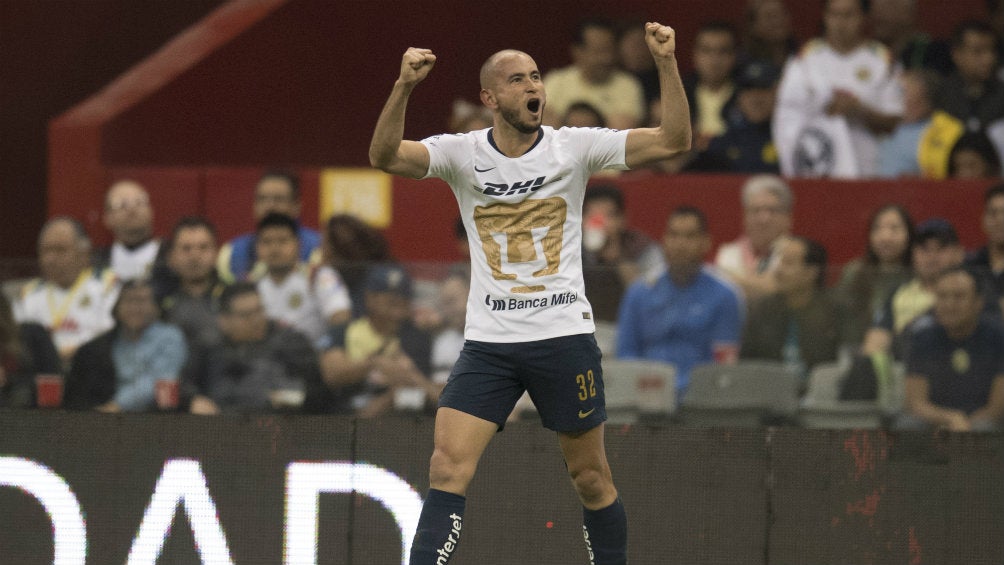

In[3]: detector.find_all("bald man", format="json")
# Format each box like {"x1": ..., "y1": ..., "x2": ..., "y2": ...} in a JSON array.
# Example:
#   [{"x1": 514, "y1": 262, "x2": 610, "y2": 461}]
[
  {"x1": 370, "y1": 22, "x2": 691, "y2": 565},
  {"x1": 97, "y1": 179, "x2": 162, "y2": 280},
  {"x1": 15, "y1": 217, "x2": 118, "y2": 363}
]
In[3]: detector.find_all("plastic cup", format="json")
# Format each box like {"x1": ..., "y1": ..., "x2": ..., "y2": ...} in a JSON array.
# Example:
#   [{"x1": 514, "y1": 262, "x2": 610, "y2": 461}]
[
  {"x1": 155, "y1": 379, "x2": 180, "y2": 410},
  {"x1": 35, "y1": 374, "x2": 64, "y2": 408}
]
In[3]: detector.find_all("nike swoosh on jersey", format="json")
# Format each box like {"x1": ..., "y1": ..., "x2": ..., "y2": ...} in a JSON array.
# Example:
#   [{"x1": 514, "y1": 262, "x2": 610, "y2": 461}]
[
  {"x1": 578, "y1": 408, "x2": 596, "y2": 419},
  {"x1": 474, "y1": 165, "x2": 496, "y2": 172}
]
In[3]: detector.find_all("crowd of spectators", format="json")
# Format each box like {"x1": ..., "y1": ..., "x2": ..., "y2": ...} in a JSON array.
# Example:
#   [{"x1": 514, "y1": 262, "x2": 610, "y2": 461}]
[
  {"x1": 529, "y1": 0, "x2": 1004, "y2": 182},
  {"x1": 3, "y1": 1, "x2": 1004, "y2": 431}
]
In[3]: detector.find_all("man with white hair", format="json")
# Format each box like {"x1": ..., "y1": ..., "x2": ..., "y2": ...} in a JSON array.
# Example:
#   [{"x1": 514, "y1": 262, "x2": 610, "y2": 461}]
[
  {"x1": 714, "y1": 174, "x2": 793, "y2": 301},
  {"x1": 15, "y1": 217, "x2": 118, "y2": 363}
]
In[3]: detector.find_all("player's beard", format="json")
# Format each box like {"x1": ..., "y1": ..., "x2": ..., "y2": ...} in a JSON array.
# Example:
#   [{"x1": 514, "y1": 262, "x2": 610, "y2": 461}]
[{"x1": 500, "y1": 104, "x2": 541, "y2": 135}]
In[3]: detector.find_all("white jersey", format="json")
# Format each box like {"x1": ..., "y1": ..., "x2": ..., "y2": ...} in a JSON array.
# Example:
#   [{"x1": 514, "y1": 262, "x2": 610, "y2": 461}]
[
  {"x1": 14, "y1": 269, "x2": 118, "y2": 354},
  {"x1": 256, "y1": 264, "x2": 351, "y2": 344},
  {"x1": 109, "y1": 239, "x2": 160, "y2": 280},
  {"x1": 773, "y1": 39, "x2": 903, "y2": 178},
  {"x1": 421, "y1": 126, "x2": 630, "y2": 342}
]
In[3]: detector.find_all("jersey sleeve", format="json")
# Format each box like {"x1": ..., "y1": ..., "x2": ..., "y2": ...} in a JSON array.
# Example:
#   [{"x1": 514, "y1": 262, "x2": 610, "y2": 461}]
[
  {"x1": 420, "y1": 132, "x2": 473, "y2": 185},
  {"x1": 566, "y1": 127, "x2": 629, "y2": 173}
]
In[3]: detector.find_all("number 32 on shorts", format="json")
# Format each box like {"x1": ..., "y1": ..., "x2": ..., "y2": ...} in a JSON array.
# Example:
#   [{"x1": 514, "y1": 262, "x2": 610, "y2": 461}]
[{"x1": 576, "y1": 370, "x2": 597, "y2": 401}]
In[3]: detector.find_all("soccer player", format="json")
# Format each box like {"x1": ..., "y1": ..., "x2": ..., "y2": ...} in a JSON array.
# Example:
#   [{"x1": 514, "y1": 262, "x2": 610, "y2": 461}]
[{"x1": 369, "y1": 22, "x2": 691, "y2": 565}]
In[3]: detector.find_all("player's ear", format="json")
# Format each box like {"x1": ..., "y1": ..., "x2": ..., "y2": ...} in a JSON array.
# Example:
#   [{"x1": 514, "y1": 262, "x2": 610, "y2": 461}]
[{"x1": 480, "y1": 88, "x2": 496, "y2": 109}]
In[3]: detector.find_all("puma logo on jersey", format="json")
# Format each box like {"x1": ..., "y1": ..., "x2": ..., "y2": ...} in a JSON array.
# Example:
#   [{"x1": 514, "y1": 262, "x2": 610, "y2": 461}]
[{"x1": 481, "y1": 176, "x2": 546, "y2": 196}]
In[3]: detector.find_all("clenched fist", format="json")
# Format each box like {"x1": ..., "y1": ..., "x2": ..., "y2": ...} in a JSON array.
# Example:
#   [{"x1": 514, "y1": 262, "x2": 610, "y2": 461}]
[
  {"x1": 645, "y1": 22, "x2": 677, "y2": 60},
  {"x1": 399, "y1": 47, "x2": 436, "y2": 86}
]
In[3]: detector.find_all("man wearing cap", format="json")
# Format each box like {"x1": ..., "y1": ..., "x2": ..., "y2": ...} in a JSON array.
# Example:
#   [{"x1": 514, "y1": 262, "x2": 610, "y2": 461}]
[
  {"x1": 317, "y1": 263, "x2": 435, "y2": 417},
  {"x1": 862, "y1": 217, "x2": 966, "y2": 358},
  {"x1": 694, "y1": 58, "x2": 781, "y2": 173}
]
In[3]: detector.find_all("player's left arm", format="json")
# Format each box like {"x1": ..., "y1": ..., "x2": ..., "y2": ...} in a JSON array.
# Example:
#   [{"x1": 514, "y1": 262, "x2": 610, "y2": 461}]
[{"x1": 624, "y1": 22, "x2": 692, "y2": 169}]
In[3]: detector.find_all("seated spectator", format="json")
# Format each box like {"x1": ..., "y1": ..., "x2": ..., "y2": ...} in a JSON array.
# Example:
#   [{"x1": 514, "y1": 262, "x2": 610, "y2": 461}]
[
  {"x1": 321, "y1": 213, "x2": 394, "y2": 318},
  {"x1": 684, "y1": 21, "x2": 739, "y2": 151},
  {"x1": 252, "y1": 213, "x2": 351, "y2": 344},
  {"x1": 862, "y1": 218, "x2": 967, "y2": 358},
  {"x1": 580, "y1": 184, "x2": 664, "y2": 322},
  {"x1": 878, "y1": 70, "x2": 945, "y2": 178},
  {"x1": 616, "y1": 19, "x2": 660, "y2": 111},
  {"x1": 561, "y1": 101, "x2": 607, "y2": 128},
  {"x1": 966, "y1": 183, "x2": 1004, "y2": 310},
  {"x1": 429, "y1": 268, "x2": 469, "y2": 387},
  {"x1": 694, "y1": 59, "x2": 781, "y2": 173},
  {"x1": 95, "y1": 180, "x2": 163, "y2": 281},
  {"x1": 740, "y1": 236, "x2": 850, "y2": 385},
  {"x1": 935, "y1": 21, "x2": 1004, "y2": 134},
  {"x1": 714, "y1": 174, "x2": 792, "y2": 301},
  {"x1": 836, "y1": 204, "x2": 915, "y2": 346},
  {"x1": 868, "y1": 0, "x2": 952, "y2": 74},
  {"x1": 158, "y1": 216, "x2": 228, "y2": 350},
  {"x1": 64, "y1": 279, "x2": 187, "y2": 413},
  {"x1": 739, "y1": 0, "x2": 797, "y2": 69},
  {"x1": 184, "y1": 282, "x2": 324, "y2": 414},
  {"x1": 217, "y1": 169, "x2": 321, "y2": 282},
  {"x1": 317, "y1": 264, "x2": 435, "y2": 417},
  {"x1": 616, "y1": 206, "x2": 744, "y2": 395},
  {"x1": 773, "y1": 0, "x2": 902, "y2": 178},
  {"x1": 0, "y1": 293, "x2": 60, "y2": 408},
  {"x1": 15, "y1": 217, "x2": 118, "y2": 364},
  {"x1": 947, "y1": 131, "x2": 1003, "y2": 179},
  {"x1": 542, "y1": 17, "x2": 646, "y2": 130},
  {"x1": 899, "y1": 267, "x2": 1004, "y2": 431}
]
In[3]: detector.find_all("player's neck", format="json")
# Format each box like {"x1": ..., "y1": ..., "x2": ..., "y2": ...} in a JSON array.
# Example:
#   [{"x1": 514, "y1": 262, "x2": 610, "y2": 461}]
[{"x1": 489, "y1": 124, "x2": 542, "y2": 158}]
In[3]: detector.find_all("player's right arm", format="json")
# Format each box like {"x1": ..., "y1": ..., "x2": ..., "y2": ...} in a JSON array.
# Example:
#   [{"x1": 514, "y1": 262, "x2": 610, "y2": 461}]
[{"x1": 369, "y1": 47, "x2": 436, "y2": 179}]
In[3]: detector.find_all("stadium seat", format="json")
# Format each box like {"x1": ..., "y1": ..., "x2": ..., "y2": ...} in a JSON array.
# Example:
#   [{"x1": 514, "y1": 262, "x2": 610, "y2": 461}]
[
  {"x1": 797, "y1": 361, "x2": 882, "y2": 429},
  {"x1": 679, "y1": 361, "x2": 799, "y2": 428},
  {"x1": 601, "y1": 358, "x2": 677, "y2": 424}
]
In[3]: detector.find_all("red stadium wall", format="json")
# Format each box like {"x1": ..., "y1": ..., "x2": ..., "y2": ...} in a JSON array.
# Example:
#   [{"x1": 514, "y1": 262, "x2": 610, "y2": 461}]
[{"x1": 46, "y1": 0, "x2": 990, "y2": 255}]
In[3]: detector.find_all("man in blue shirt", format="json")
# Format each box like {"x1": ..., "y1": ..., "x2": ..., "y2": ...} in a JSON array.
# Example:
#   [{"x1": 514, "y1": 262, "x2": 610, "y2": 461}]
[
  {"x1": 216, "y1": 170, "x2": 321, "y2": 282},
  {"x1": 616, "y1": 206, "x2": 744, "y2": 394}
]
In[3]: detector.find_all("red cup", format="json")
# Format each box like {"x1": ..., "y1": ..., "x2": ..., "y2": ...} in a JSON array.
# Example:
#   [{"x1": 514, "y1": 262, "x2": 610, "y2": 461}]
[
  {"x1": 155, "y1": 379, "x2": 180, "y2": 410},
  {"x1": 713, "y1": 343, "x2": 739, "y2": 364},
  {"x1": 35, "y1": 374, "x2": 64, "y2": 408}
]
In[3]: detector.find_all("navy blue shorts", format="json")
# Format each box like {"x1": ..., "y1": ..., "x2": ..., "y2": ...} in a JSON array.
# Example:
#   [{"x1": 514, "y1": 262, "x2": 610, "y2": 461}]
[{"x1": 438, "y1": 333, "x2": 606, "y2": 432}]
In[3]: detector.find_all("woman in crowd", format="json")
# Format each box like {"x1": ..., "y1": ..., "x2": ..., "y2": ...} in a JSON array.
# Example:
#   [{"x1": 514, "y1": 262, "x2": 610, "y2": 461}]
[
  {"x1": 65, "y1": 279, "x2": 187, "y2": 412},
  {"x1": 836, "y1": 204, "x2": 915, "y2": 346},
  {"x1": 322, "y1": 214, "x2": 394, "y2": 318}
]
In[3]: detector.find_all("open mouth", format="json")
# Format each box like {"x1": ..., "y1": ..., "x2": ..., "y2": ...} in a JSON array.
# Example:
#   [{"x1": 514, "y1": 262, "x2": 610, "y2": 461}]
[{"x1": 527, "y1": 98, "x2": 540, "y2": 113}]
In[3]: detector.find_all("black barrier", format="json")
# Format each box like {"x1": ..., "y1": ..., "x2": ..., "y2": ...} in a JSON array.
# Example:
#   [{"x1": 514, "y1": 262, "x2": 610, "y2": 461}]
[{"x1": 0, "y1": 410, "x2": 1001, "y2": 565}]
